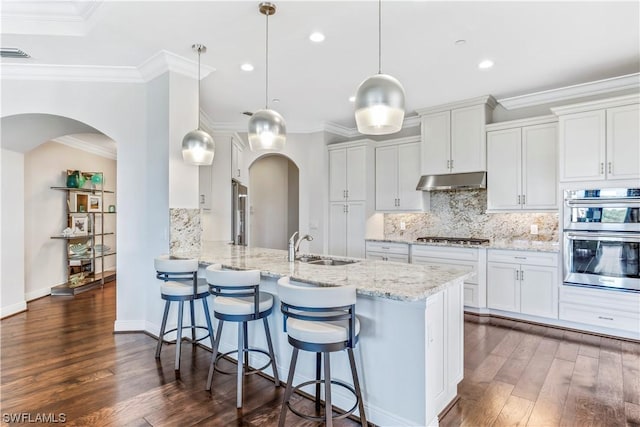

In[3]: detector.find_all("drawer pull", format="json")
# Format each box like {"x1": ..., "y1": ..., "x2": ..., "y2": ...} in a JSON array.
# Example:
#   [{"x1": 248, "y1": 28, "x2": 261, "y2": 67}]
[
  {"x1": 514, "y1": 256, "x2": 527, "y2": 260},
  {"x1": 381, "y1": 246, "x2": 390, "y2": 250},
  {"x1": 598, "y1": 316, "x2": 614, "y2": 321}
]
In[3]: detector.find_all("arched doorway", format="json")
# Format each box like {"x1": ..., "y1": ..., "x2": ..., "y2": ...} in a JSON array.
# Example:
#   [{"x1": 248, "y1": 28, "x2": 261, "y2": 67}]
[{"x1": 248, "y1": 154, "x2": 299, "y2": 250}]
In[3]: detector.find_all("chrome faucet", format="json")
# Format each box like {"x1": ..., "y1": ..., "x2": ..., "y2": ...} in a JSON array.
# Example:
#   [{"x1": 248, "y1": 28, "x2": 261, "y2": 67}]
[{"x1": 288, "y1": 231, "x2": 313, "y2": 261}]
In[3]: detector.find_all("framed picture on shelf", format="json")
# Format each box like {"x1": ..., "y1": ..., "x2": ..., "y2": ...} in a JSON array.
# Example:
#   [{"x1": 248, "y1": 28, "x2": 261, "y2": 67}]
[
  {"x1": 71, "y1": 214, "x2": 89, "y2": 236},
  {"x1": 88, "y1": 194, "x2": 102, "y2": 212},
  {"x1": 72, "y1": 192, "x2": 90, "y2": 213}
]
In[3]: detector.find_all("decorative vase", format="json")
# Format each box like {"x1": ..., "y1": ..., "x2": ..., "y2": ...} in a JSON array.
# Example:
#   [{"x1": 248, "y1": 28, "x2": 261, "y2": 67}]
[
  {"x1": 91, "y1": 173, "x2": 103, "y2": 186},
  {"x1": 77, "y1": 173, "x2": 87, "y2": 188},
  {"x1": 66, "y1": 170, "x2": 80, "y2": 188}
]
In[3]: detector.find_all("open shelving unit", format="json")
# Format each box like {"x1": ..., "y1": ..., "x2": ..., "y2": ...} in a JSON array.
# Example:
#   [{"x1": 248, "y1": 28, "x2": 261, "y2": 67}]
[{"x1": 50, "y1": 171, "x2": 117, "y2": 296}]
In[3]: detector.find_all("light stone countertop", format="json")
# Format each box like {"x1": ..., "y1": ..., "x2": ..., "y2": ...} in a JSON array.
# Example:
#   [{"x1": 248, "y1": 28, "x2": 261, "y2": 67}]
[
  {"x1": 366, "y1": 238, "x2": 560, "y2": 253},
  {"x1": 176, "y1": 241, "x2": 472, "y2": 302}
]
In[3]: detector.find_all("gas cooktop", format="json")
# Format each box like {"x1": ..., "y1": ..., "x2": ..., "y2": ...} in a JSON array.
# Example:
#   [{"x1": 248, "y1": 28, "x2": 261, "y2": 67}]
[{"x1": 416, "y1": 236, "x2": 490, "y2": 246}]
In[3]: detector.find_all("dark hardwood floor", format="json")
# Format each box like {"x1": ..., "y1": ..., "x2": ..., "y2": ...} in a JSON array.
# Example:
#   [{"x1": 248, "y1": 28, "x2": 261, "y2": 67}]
[{"x1": 1, "y1": 284, "x2": 638, "y2": 426}]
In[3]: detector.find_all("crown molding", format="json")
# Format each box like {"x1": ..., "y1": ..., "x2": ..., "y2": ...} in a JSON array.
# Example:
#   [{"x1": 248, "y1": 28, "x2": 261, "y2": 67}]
[
  {"x1": 374, "y1": 135, "x2": 421, "y2": 148},
  {"x1": 323, "y1": 114, "x2": 420, "y2": 138},
  {"x1": 53, "y1": 135, "x2": 117, "y2": 160},
  {"x1": 550, "y1": 93, "x2": 640, "y2": 116},
  {"x1": 0, "y1": 49, "x2": 215, "y2": 83},
  {"x1": 0, "y1": 1, "x2": 103, "y2": 36},
  {"x1": 416, "y1": 95, "x2": 497, "y2": 116},
  {"x1": 486, "y1": 115, "x2": 558, "y2": 132},
  {"x1": 498, "y1": 73, "x2": 640, "y2": 110}
]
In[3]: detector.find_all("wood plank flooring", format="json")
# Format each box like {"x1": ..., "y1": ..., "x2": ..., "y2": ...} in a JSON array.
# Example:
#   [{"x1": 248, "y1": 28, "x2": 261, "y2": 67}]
[{"x1": 2, "y1": 284, "x2": 639, "y2": 426}]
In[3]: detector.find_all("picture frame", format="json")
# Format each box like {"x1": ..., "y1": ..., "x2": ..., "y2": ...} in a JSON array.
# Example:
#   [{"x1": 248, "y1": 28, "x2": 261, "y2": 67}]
[
  {"x1": 72, "y1": 192, "x2": 90, "y2": 213},
  {"x1": 88, "y1": 194, "x2": 102, "y2": 212},
  {"x1": 71, "y1": 214, "x2": 89, "y2": 236}
]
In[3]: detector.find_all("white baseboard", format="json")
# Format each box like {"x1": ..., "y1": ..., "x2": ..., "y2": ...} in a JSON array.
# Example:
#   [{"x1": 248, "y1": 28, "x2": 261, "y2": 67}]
[
  {"x1": 25, "y1": 287, "x2": 51, "y2": 302},
  {"x1": 114, "y1": 319, "x2": 146, "y2": 332},
  {"x1": 1, "y1": 301, "x2": 27, "y2": 318}
]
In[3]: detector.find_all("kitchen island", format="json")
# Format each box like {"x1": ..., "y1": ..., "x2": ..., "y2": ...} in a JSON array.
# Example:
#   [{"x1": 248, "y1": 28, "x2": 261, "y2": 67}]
[{"x1": 178, "y1": 241, "x2": 472, "y2": 426}]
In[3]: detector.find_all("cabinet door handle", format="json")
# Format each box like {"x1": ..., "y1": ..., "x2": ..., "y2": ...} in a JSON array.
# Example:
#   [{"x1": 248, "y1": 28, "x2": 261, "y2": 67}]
[
  {"x1": 450, "y1": 159, "x2": 454, "y2": 169},
  {"x1": 515, "y1": 270, "x2": 519, "y2": 281},
  {"x1": 237, "y1": 169, "x2": 241, "y2": 177},
  {"x1": 520, "y1": 270, "x2": 524, "y2": 281},
  {"x1": 346, "y1": 190, "x2": 349, "y2": 199},
  {"x1": 447, "y1": 160, "x2": 450, "y2": 169},
  {"x1": 598, "y1": 316, "x2": 614, "y2": 321},
  {"x1": 517, "y1": 195, "x2": 521, "y2": 205},
  {"x1": 600, "y1": 162, "x2": 604, "y2": 175},
  {"x1": 608, "y1": 162, "x2": 612, "y2": 174},
  {"x1": 346, "y1": 204, "x2": 349, "y2": 213},
  {"x1": 200, "y1": 195, "x2": 205, "y2": 204},
  {"x1": 343, "y1": 190, "x2": 346, "y2": 198},
  {"x1": 522, "y1": 194, "x2": 526, "y2": 205}
]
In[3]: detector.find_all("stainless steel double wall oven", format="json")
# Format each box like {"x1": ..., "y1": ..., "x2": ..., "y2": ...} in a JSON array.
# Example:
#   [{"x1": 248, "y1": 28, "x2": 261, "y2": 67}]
[{"x1": 563, "y1": 188, "x2": 639, "y2": 292}]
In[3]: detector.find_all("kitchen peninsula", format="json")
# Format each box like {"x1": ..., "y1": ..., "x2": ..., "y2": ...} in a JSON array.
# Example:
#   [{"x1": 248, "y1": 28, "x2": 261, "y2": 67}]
[{"x1": 178, "y1": 241, "x2": 472, "y2": 426}]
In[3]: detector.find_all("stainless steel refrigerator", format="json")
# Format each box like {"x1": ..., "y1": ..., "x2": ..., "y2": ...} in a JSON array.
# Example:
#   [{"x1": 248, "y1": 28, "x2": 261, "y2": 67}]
[{"x1": 232, "y1": 180, "x2": 247, "y2": 245}]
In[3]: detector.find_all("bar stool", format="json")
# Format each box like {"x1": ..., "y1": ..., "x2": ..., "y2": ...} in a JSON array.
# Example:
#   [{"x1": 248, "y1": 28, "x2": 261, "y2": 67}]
[
  {"x1": 276, "y1": 277, "x2": 367, "y2": 427},
  {"x1": 154, "y1": 255, "x2": 215, "y2": 372},
  {"x1": 205, "y1": 264, "x2": 280, "y2": 408}
]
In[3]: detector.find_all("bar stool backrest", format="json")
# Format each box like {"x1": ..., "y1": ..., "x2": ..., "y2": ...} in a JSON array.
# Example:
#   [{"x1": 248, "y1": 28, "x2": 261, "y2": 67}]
[
  {"x1": 276, "y1": 277, "x2": 358, "y2": 348},
  {"x1": 206, "y1": 264, "x2": 262, "y2": 317},
  {"x1": 154, "y1": 255, "x2": 198, "y2": 285}
]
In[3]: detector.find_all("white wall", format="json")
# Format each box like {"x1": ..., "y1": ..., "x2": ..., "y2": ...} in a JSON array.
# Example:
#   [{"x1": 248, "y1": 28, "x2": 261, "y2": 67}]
[
  {"x1": 1, "y1": 149, "x2": 26, "y2": 317},
  {"x1": 24, "y1": 141, "x2": 117, "y2": 301}
]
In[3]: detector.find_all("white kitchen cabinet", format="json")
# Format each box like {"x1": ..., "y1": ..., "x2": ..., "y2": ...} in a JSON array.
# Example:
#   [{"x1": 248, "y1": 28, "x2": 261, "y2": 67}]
[
  {"x1": 417, "y1": 96, "x2": 496, "y2": 175},
  {"x1": 365, "y1": 241, "x2": 409, "y2": 262},
  {"x1": 329, "y1": 145, "x2": 366, "y2": 202},
  {"x1": 553, "y1": 95, "x2": 639, "y2": 183},
  {"x1": 375, "y1": 138, "x2": 423, "y2": 211},
  {"x1": 486, "y1": 117, "x2": 558, "y2": 212},
  {"x1": 199, "y1": 163, "x2": 212, "y2": 210},
  {"x1": 411, "y1": 245, "x2": 487, "y2": 308},
  {"x1": 231, "y1": 137, "x2": 244, "y2": 182},
  {"x1": 329, "y1": 201, "x2": 365, "y2": 258},
  {"x1": 487, "y1": 250, "x2": 558, "y2": 319}
]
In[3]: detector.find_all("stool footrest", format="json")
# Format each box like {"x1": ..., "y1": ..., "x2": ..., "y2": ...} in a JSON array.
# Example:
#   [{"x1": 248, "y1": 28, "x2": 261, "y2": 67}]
[
  {"x1": 159, "y1": 325, "x2": 212, "y2": 345},
  {"x1": 212, "y1": 348, "x2": 274, "y2": 376},
  {"x1": 287, "y1": 379, "x2": 359, "y2": 422}
]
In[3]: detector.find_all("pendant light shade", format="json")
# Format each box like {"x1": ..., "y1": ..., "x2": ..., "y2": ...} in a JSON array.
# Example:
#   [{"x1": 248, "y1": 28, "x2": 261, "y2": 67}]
[
  {"x1": 182, "y1": 44, "x2": 215, "y2": 165},
  {"x1": 248, "y1": 2, "x2": 286, "y2": 151},
  {"x1": 354, "y1": 0, "x2": 405, "y2": 135}
]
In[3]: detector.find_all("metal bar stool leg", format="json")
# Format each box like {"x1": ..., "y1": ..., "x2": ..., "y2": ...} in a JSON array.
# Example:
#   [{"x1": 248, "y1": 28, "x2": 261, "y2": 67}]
[
  {"x1": 315, "y1": 352, "x2": 322, "y2": 414},
  {"x1": 348, "y1": 348, "x2": 367, "y2": 427},
  {"x1": 243, "y1": 322, "x2": 249, "y2": 369},
  {"x1": 174, "y1": 301, "x2": 184, "y2": 371},
  {"x1": 201, "y1": 297, "x2": 215, "y2": 350},
  {"x1": 189, "y1": 300, "x2": 196, "y2": 344},
  {"x1": 278, "y1": 347, "x2": 299, "y2": 427},
  {"x1": 263, "y1": 317, "x2": 280, "y2": 386},
  {"x1": 237, "y1": 322, "x2": 245, "y2": 408},
  {"x1": 155, "y1": 300, "x2": 170, "y2": 359},
  {"x1": 324, "y1": 351, "x2": 333, "y2": 427},
  {"x1": 206, "y1": 320, "x2": 224, "y2": 391}
]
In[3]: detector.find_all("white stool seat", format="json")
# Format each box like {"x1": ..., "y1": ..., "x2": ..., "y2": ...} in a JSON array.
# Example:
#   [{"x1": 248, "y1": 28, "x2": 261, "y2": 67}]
[
  {"x1": 161, "y1": 280, "x2": 209, "y2": 297},
  {"x1": 213, "y1": 291, "x2": 273, "y2": 316},
  {"x1": 287, "y1": 315, "x2": 360, "y2": 344}
]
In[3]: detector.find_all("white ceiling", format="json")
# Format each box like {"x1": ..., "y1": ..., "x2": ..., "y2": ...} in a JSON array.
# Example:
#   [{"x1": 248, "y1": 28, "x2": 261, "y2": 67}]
[{"x1": 1, "y1": 0, "x2": 639, "y2": 133}]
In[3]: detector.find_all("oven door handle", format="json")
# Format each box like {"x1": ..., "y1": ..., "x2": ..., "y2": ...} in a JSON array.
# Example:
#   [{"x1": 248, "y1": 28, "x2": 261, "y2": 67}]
[
  {"x1": 565, "y1": 199, "x2": 640, "y2": 208},
  {"x1": 566, "y1": 231, "x2": 640, "y2": 243}
]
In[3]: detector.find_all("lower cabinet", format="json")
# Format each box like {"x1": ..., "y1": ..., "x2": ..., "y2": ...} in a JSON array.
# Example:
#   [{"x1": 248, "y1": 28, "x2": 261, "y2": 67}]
[
  {"x1": 487, "y1": 250, "x2": 558, "y2": 319},
  {"x1": 328, "y1": 201, "x2": 365, "y2": 258},
  {"x1": 365, "y1": 241, "x2": 409, "y2": 262}
]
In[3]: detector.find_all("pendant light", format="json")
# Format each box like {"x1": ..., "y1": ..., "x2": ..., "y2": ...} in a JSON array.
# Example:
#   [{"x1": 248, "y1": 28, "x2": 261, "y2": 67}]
[
  {"x1": 354, "y1": 0, "x2": 405, "y2": 135},
  {"x1": 248, "y1": 2, "x2": 286, "y2": 151},
  {"x1": 182, "y1": 44, "x2": 215, "y2": 165}
]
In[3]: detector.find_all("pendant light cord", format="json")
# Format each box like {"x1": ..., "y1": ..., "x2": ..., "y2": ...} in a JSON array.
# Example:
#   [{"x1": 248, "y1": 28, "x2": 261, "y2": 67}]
[
  {"x1": 378, "y1": 0, "x2": 382, "y2": 74},
  {"x1": 197, "y1": 46, "x2": 202, "y2": 129},
  {"x1": 265, "y1": 11, "x2": 269, "y2": 109}
]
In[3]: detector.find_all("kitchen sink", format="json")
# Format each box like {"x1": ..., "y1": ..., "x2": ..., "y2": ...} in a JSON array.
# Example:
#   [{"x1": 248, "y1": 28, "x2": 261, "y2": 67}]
[{"x1": 297, "y1": 255, "x2": 358, "y2": 266}]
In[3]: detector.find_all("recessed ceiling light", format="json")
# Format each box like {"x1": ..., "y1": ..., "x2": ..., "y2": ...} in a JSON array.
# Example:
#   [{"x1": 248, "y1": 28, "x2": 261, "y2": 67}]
[
  {"x1": 240, "y1": 63, "x2": 254, "y2": 71},
  {"x1": 478, "y1": 59, "x2": 494, "y2": 69},
  {"x1": 454, "y1": 39, "x2": 466, "y2": 46},
  {"x1": 309, "y1": 32, "x2": 325, "y2": 43},
  {"x1": 349, "y1": 96, "x2": 355, "y2": 102},
  {"x1": 272, "y1": 98, "x2": 280, "y2": 103}
]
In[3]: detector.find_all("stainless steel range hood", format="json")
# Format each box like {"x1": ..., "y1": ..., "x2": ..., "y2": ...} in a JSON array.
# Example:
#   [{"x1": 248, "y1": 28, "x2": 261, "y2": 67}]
[{"x1": 416, "y1": 171, "x2": 486, "y2": 191}]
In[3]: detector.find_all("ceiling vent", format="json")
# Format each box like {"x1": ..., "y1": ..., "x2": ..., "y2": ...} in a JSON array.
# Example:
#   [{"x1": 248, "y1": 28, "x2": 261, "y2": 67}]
[{"x1": 0, "y1": 48, "x2": 31, "y2": 58}]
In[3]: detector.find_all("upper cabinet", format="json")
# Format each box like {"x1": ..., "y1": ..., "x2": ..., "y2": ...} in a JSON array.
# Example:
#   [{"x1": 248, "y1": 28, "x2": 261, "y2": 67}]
[
  {"x1": 552, "y1": 95, "x2": 639, "y2": 183},
  {"x1": 375, "y1": 137, "x2": 425, "y2": 211},
  {"x1": 486, "y1": 116, "x2": 558, "y2": 212},
  {"x1": 329, "y1": 144, "x2": 367, "y2": 201},
  {"x1": 417, "y1": 96, "x2": 496, "y2": 175}
]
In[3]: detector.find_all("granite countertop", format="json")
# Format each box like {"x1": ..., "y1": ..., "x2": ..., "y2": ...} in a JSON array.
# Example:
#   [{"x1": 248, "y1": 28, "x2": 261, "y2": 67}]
[
  {"x1": 176, "y1": 241, "x2": 472, "y2": 302},
  {"x1": 366, "y1": 238, "x2": 560, "y2": 253}
]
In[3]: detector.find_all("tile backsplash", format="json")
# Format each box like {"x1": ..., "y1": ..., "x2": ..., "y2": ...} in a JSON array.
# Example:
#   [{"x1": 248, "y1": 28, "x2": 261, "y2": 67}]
[
  {"x1": 170, "y1": 208, "x2": 201, "y2": 254},
  {"x1": 384, "y1": 190, "x2": 559, "y2": 242}
]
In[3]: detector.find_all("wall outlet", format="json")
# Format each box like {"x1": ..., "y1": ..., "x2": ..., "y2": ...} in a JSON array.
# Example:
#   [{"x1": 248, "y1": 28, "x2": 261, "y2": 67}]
[
  {"x1": 530, "y1": 224, "x2": 539, "y2": 235},
  {"x1": 400, "y1": 221, "x2": 406, "y2": 231}
]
